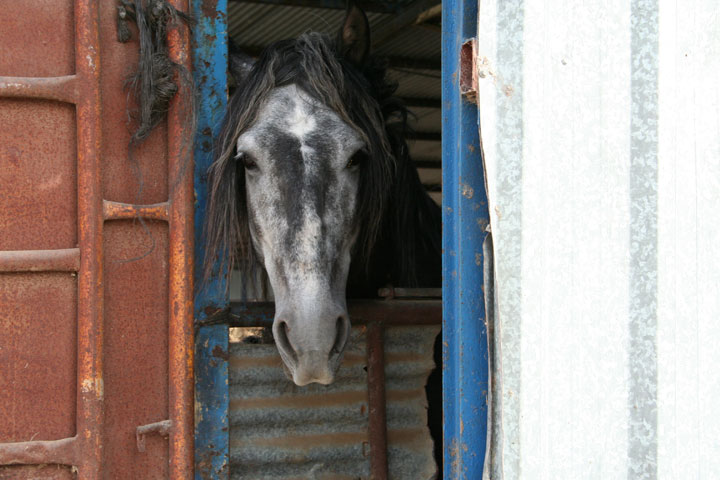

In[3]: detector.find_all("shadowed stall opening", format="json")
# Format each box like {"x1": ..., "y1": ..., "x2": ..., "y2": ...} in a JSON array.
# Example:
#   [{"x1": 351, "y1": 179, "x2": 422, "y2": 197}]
[{"x1": 201, "y1": 1, "x2": 443, "y2": 477}]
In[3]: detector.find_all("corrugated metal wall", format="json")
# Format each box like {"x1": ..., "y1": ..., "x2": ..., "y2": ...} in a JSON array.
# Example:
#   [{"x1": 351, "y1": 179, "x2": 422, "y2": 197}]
[
  {"x1": 477, "y1": 0, "x2": 720, "y2": 478},
  {"x1": 228, "y1": 326, "x2": 439, "y2": 480}
]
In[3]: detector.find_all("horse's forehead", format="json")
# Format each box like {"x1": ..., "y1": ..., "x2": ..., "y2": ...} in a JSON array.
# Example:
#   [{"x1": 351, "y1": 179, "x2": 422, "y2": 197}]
[{"x1": 243, "y1": 85, "x2": 362, "y2": 152}]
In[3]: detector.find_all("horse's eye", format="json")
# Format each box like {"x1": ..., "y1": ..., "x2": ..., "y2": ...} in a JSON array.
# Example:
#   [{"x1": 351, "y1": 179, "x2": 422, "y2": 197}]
[
  {"x1": 239, "y1": 153, "x2": 258, "y2": 171},
  {"x1": 346, "y1": 150, "x2": 368, "y2": 169}
]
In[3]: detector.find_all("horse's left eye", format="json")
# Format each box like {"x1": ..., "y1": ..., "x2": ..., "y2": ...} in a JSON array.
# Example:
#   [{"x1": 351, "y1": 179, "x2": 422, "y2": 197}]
[{"x1": 346, "y1": 150, "x2": 368, "y2": 169}]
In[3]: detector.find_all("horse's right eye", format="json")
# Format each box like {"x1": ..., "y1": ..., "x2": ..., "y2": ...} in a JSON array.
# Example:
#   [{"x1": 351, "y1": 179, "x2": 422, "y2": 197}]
[{"x1": 239, "y1": 153, "x2": 258, "y2": 171}]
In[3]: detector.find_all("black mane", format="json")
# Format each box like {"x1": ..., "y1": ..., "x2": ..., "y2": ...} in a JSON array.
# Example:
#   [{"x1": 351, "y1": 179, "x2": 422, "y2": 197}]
[{"x1": 203, "y1": 32, "x2": 441, "y2": 295}]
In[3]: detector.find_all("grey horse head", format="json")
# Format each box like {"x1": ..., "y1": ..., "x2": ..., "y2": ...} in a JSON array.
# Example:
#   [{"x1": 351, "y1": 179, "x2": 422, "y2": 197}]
[
  {"x1": 204, "y1": 4, "x2": 393, "y2": 385},
  {"x1": 236, "y1": 84, "x2": 364, "y2": 384}
]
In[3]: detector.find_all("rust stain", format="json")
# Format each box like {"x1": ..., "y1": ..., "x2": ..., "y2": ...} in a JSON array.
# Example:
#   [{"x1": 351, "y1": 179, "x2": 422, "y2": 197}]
[
  {"x1": 211, "y1": 345, "x2": 229, "y2": 361},
  {"x1": 461, "y1": 183, "x2": 474, "y2": 199},
  {"x1": 166, "y1": 1, "x2": 195, "y2": 477},
  {"x1": 200, "y1": 0, "x2": 220, "y2": 21},
  {"x1": 103, "y1": 200, "x2": 169, "y2": 221}
]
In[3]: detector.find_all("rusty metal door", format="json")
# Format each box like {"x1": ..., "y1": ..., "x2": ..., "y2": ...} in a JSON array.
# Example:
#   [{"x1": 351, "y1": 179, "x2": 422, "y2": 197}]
[{"x1": 0, "y1": 1, "x2": 194, "y2": 478}]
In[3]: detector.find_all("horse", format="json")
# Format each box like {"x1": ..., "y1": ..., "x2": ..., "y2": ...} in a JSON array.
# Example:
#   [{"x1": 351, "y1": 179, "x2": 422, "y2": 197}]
[
  {"x1": 204, "y1": 3, "x2": 443, "y2": 472},
  {"x1": 203, "y1": 1, "x2": 441, "y2": 387}
]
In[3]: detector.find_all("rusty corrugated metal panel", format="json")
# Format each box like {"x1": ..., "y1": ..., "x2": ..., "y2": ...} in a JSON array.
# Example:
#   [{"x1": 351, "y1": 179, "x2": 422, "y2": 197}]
[
  {"x1": 0, "y1": 0, "x2": 194, "y2": 477},
  {"x1": 97, "y1": 0, "x2": 169, "y2": 474},
  {"x1": 228, "y1": 326, "x2": 439, "y2": 480},
  {"x1": 0, "y1": 0, "x2": 103, "y2": 477}
]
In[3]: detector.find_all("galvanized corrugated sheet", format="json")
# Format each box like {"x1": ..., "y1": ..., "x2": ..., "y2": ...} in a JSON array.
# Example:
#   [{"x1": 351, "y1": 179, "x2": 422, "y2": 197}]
[
  {"x1": 228, "y1": 3, "x2": 390, "y2": 46},
  {"x1": 477, "y1": 0, "x2": 720, "y2": 478},
  {"x1": 376, "y1": 26, "x2": 441, "y2": 61},
  {"x1": 387, "y1": 69, "x2": 441, "y2": 99},
  {"x1": 228, "y1": 326, "x2": 439, "y2": 479},
  {"x1": 408, "y1": 107, "x2": 442, "y2": 134}
]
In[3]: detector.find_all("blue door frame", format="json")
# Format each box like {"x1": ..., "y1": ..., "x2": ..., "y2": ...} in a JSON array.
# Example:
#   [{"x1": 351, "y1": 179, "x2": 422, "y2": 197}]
[
  {"x1": 192, "y1": 0, "x2": 490, "y2": 478},
  {"x1": 442, "y1": 0, "x2": 490, "y2": 477},
  {"x1": 193, "y1": 1, "x2": 230, "y2": 478}
]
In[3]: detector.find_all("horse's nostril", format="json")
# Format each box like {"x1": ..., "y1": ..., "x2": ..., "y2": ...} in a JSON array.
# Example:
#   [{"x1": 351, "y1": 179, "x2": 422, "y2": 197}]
[
  {"x1": 274, "y1": 320, "x2": 298, "y2": 365},
  {"x1": 329, "y1": 315, "x2": 350, "y2": 360}
]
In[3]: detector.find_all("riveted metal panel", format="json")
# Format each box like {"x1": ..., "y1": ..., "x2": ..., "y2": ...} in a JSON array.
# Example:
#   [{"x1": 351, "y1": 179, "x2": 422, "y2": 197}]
[{"x1": 0, "y1": 0, "x2": 194, "y2": 477}]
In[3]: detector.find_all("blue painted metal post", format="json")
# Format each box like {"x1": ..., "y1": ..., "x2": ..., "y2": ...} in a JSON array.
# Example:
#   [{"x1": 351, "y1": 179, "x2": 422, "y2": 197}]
[
  {"x1": 442, "y1": 0, "x2": 490, "y2": 477},
  {"x1": 193, "y1": 1, "x2": 230, "y2": 478}
]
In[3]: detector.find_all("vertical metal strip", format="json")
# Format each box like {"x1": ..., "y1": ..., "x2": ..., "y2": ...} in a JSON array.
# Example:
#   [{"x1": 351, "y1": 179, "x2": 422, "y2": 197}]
[
  {"x1": 192, "y1": 1, "x2": 230, "y2": 478},
  {"x1": 442, "y1": 0, "x2": 490, "y2": 477},
  {"x1": 167, "y1": 0, "x2": 195, "y2": 477},
  {"x1": 628, "y1": 0, "x2": 659, "y2": 477},
  {"x1": 366, "y1": 323, "x2": 388, "y2": 480},
  {"x1": 75, "y1": 0, "x2": 103, "y2": 480},
  {"x1": 74, "y1": 0, "x2": 103, "y2": 478}
]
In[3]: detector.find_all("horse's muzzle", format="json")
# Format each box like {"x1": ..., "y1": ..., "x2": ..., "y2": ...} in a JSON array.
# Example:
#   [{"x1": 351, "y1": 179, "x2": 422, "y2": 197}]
[{"x1": 273, "y1": 312, "x2": 351, "y2": 386}]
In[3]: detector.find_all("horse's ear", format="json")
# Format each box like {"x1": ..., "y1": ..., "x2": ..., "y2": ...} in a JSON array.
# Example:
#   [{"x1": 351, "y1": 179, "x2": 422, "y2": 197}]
[
  {"x1": 228, "y1": 37, "x2": 255, "y2": 84},
  {"x1": 337, "y1": 1, "x2": 371, "y2": 66}
]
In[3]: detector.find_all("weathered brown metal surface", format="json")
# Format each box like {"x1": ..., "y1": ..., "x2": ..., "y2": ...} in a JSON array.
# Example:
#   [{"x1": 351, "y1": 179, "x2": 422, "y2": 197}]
[
  {"x1": 136, "y1": 420, "x2": 173, "y2": 453},
  {"x1": 103, "y1": 200, "x2": 170, "y2": 221},
  {"x1": 0, "y1": 438, "x2": 77, "y2": 466},
  {"x1": 0, "y1": 97, "x2": 77, "y2": 251},
  {"x1": 0, "y1": 249, "x2": 80, "y2": 273},
  {"x1": 228, "y1": 300, "x2": 442, "y2": 327},
  {"x1": 103, "y1": 221, "x2": 170, "y2": 478},
  {"x1": 0, "y1": 1, "x2": 75, "y2": 77},
  {"x1": 75, "y1": 1, "x2": 104, "y2": 477},
  {"x1": 0, "y1": 274, "x2": 78, "y2": 447},
  {"x1": 0, "y1": 76, "x2": 78, "y2": 104},
  {"x1": 96, "y1": 17, "x2": 169, "y2": 474},
  {"x1": 367, "y1": 323, "x2": 388, "y2": 480},
  {"x1": 167, "y1": 0, "x2": 196, "y2": 476},
  {"x1": 0, "y1": 0, "x2": 194, "y2": 477}
]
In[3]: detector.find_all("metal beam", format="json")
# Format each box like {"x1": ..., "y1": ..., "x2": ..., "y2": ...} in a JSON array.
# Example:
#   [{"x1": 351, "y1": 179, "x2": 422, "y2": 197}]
[
  {"x1": 228, "y1": 300, "x2": 442, "y2": 327},
  {"x1": 414, "y1": 159, "x2": 442, "y2": 169},
  {"x1": 401, "y1": 97, "x2": 442, "y2": 109},
  {"x1": 371, "y1": 0, "x2": 442, "y2": 47},
  {"x1": 384, "y1": 56, "x2": 441, "y2": 71},
  {"x1": 235, "y1": 44, "x2": 440, "y2": 71},
  {"x1": 407, "y1": 131, "x2": 441, "y2": 142},
  {"x1": 229, "y1": 0, "x2": 403, "y2": 13}
]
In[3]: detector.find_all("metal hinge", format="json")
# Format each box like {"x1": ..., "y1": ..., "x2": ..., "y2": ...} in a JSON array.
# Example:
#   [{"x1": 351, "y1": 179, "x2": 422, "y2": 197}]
[{"x1": 136, "y1": 419, "x2": 172, "y2": 452}]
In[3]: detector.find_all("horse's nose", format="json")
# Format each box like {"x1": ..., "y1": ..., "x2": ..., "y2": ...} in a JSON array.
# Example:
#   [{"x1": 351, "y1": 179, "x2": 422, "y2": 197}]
[
  {"x1": 293, "y1": 350, "x2": 335, "y2": 386},
  {"x1": 272, "y1": 313, "x2": 351, "y2": 386}
]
